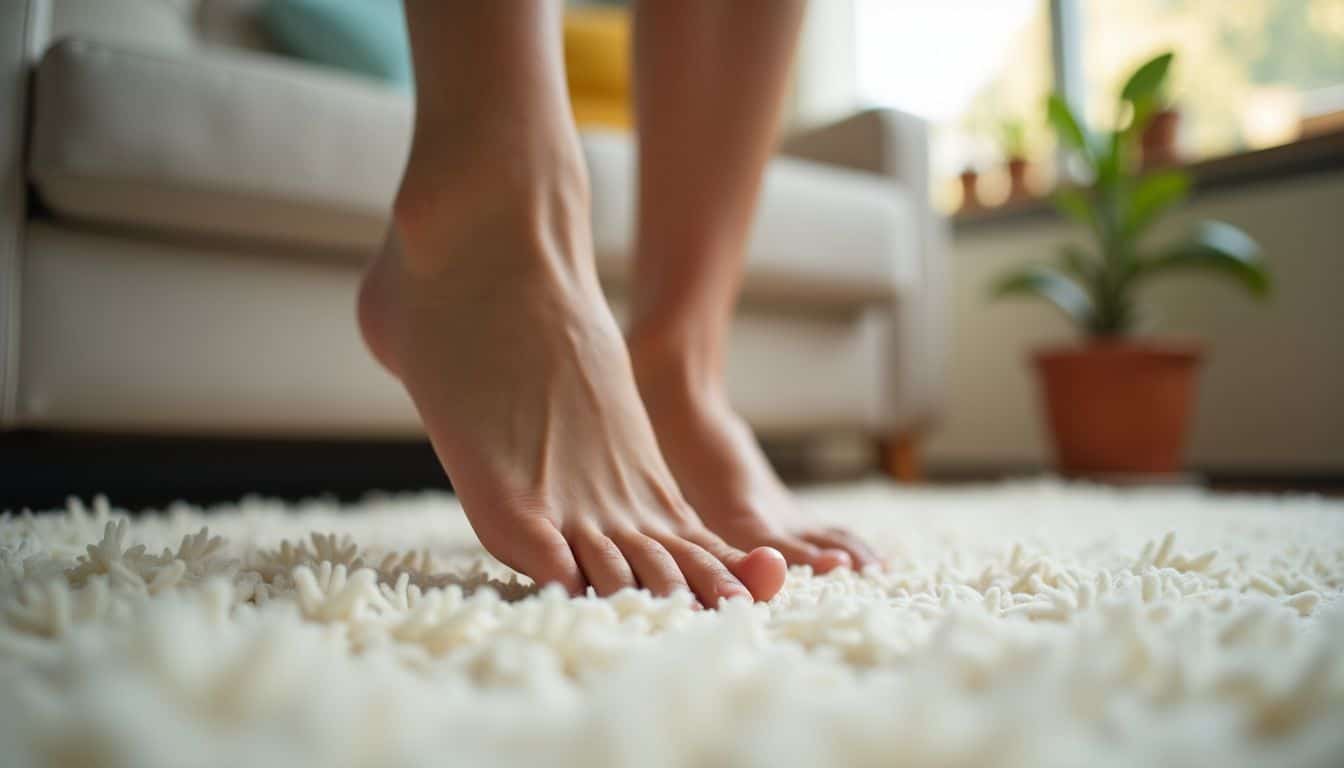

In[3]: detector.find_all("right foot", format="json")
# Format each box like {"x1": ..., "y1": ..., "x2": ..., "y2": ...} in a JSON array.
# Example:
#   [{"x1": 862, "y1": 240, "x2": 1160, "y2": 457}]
[{"x1": 358, "y1": 144, "x2": 785, "y2": 606}]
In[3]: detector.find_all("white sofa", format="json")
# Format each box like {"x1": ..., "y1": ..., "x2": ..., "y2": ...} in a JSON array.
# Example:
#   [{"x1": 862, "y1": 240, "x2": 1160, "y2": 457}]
[{"x1": 1, "y1": 0, "x2": 946, "y2": 474}]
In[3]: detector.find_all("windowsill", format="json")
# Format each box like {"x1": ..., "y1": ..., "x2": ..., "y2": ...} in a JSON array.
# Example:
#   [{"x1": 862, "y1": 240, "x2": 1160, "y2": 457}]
[{"x1": 952, "y1": 127, "x2": 1344, "y2": 233}]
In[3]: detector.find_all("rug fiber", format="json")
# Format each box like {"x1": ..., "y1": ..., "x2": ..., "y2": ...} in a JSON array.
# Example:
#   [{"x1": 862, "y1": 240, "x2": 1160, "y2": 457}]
[{"x1": 2, "y1": 481, "x2": 1343, "y2": 767}]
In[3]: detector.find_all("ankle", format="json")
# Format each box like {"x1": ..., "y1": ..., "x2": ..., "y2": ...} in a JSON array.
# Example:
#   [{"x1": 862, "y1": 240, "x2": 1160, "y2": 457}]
[
  {"x1": 390, "y1": 127, "x2": 591, "y2": 278},
  {"x1": 627, "y1": 321, "x2": 727, "y2": 407}
]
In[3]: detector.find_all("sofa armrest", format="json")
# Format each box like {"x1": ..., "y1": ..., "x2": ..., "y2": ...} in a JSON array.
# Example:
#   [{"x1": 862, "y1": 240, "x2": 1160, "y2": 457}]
[
  {"x1": 0, "y1": 0, "x2": 51, "y2": 426},
  {"x1": 782, "y1": 108, "x2": 948, "y2": 432},
  {"x1": 780, "y1": 108, "x2": 931, "y2": 217}
]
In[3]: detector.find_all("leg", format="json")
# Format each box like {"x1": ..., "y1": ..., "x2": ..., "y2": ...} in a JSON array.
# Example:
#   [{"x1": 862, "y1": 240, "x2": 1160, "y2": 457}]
[
  {"x1": 359, "y1": 1, "x2": 786, "y2": 604},
  {"x1": 626, "y1": 0, "x2": 882, "y2": 572}
]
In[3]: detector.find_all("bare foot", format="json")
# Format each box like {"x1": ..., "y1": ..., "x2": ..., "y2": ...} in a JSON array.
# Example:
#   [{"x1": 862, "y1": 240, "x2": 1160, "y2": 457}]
[
  {"x1": 357, "y1": 145, "x2": 785, "y2": 606},
  {"x1": 630, "y1": 337, "x2": 884, "y2": 575}
]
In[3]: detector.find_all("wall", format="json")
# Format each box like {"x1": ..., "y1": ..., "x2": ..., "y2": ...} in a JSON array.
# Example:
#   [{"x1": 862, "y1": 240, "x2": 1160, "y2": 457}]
[
  {"x1": 926, "y1": 169, "x2": 1344, "y2": 474},
  {"x1": 788, "y1": 0, "x2": 858, "y2": 132}
]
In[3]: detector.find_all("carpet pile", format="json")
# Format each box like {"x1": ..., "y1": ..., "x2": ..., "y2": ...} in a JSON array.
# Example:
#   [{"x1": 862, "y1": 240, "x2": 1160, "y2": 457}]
[{"x1": 2, "y1": 481, "x2": 1343, "y2": 767}]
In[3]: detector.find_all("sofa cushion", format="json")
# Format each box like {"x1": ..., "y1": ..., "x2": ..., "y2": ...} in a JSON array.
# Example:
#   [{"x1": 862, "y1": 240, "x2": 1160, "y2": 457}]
[
  {"x1": 197, "y1": 0, "x2": 272, "y2": 51},
  {"x1": 586, "y1": 133, "x2": 915, "y2": 307},
  {"x1": 259, "y1": 0, "x2": 412, "y2": 90},
  {"x1": 30, "y1": 37, "x2": 412, "y2": 252},
  {"x1": 49, "y1": 0, "x2": 199, "y2": 52},
  {"x1": 29, "y1": 38, "x2": 910, "y2": 306}
]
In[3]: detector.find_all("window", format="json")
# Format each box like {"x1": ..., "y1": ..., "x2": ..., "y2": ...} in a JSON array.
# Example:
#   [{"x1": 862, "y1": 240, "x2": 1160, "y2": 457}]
[
  {"x1": 855, "y1": 0, "x2": 1052, "y2": 211},
  {"x1": 1082, "y1": 0, "x2": 1344, "y2": 158},
  {"x1": 854, "y1": 0, "x2": 1344, "y2": 212}
]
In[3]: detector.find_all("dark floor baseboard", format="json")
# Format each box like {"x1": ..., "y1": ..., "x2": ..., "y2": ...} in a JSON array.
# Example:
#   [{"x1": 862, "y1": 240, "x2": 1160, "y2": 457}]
[
  {"x1": 1, "y1": 431, "x2": 452, "y2": 512},
  {"x1": 927, "y1": 464, "x2": 1344, "y2": 496},
  {"x1": 5, "y1": 431, "x2": 1342, "y2": 513}
]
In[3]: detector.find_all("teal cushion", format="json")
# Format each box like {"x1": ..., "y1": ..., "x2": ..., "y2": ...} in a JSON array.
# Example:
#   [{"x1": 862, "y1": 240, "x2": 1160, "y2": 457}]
[{"x1": 260, "y1": 0, "x2": 412, "y2": 90}]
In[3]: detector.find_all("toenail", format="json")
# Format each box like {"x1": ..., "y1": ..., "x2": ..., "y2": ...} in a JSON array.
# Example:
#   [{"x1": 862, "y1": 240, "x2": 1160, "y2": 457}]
[{"x1": 749, "y1": 546, "x2": 787, "y2": 565}]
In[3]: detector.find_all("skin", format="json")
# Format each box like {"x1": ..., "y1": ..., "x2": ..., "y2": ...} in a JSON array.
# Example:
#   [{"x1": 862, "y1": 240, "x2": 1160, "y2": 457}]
[
  {"x1": 359, "y1": 0, "x2": 878, "y2": 607},
  {"x1": 626, "y1": 0, "x2": 882, "y2": 574}
]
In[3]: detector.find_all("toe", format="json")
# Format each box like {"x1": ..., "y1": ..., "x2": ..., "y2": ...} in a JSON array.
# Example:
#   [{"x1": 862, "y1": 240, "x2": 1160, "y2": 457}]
[
  {"x1": 801, "y1": 528, "x2": 882, "y2": 571},
  {"x1": 611, "y1": 530, "x2": 689, "y2": 598},
  {"x1": 767, "y1": 536, "x2": 851, "y2": 574},
  {"x1": 653, "y1": 533, "x2": 754, "y2": 606},
  {"x1": 683, "y1": 530, "x2": 786, "y2": 602},
  {"x1": 493, "y1": 517, "x2": 587, "y2": 596},
  {"x1": 735, "y1": 546, "x2": 788, "y2": 598},
  {"x1": 811, "y1": 547, "x2": 853, "y2": 573},
  {"x1": 573, "y1": 528, "x2": 638, "y2": 596}
]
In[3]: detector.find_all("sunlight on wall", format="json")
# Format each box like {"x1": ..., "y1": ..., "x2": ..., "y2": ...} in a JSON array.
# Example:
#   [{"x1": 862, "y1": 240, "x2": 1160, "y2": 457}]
[
  {"x1": 855, "y1": 0, "x2": 1051, "y2": 211},
  {"x1": 854, "y1": 0, "x2": 1037, "y2": 122}
]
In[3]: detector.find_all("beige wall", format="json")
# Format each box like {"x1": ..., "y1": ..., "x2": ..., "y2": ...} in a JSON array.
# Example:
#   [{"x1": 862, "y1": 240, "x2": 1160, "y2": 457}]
[
  {"x1": 788, "y1": 0, "x2": 858, "y2": 132},
  {"x1": 926, "y1": 170, "x2": 1344, "y2": 474}
]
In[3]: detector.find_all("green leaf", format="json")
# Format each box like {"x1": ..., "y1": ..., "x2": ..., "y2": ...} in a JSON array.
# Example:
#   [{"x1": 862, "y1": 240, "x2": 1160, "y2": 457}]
[
  {"x1": 1120, "y1": 52, "x2": 1174, "y2": 105},
  {"x1": 1125, "y1": 171, "x2": 1190, "y2": 236},
  {"x1": 1047, "y1": 94, "x2": 1091, "y2": 163},
  {"x1": 1057, "y1": 244, "x2": 1096, "y2": 283},
  {"x1": 991, "y1": 265, "x2": 1095, "y2": 326},
  {"x1": 1054, "y1": 187, "x2": 1095, "y2": 229},
  {"x1": 1135, "y1": 221, "x2": 1270, "y2": 297},
  {"x1": 1094, "y1": 131, "x2": 1125, "y2": 188},
  {"x1": 1124, "y1": 95, "x2": 1159, "y2": 137}
]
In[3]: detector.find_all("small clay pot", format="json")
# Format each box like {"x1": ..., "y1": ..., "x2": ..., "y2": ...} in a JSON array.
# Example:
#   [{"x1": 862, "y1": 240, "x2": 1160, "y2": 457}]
[
  {"x1": 959, "y1": 169, "x2": 981, "y2": 212},
  {"x1": 1141, "y1": 108, "x2": 1181, "y2": 169},
  {"x1": 1034, "y1": 340, "x2": 1203, "y2": 476},
  {"x1": 1006, "y1": 157, "x2": 1031, "y2": 202}
]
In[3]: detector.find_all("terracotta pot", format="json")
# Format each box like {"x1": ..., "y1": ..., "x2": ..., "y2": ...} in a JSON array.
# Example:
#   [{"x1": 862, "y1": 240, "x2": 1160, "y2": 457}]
[
  {"x1": 1141, "y1": 108, "x2": 1180, "y2": 169},
  {"x1": 1006, "y1": 157, "x2": 1031, "y2": 202},
  {"x1": 958, "y1": 169, "x2": 981, "y2": 212},
  {"x1": 1033, "y1": 340, "x2": 1203, "y2": 476}
]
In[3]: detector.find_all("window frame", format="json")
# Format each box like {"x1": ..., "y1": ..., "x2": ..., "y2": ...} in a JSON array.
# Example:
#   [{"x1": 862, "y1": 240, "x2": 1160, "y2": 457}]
[{"x1": 1048, "y1": 0, "x2": 1085, "y2": 169}]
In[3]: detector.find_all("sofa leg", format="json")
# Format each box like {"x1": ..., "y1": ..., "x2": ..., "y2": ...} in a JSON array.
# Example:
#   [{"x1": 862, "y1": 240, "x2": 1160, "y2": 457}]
[{"x1": 879, "y1": 432, "x2": 922, "y2": 483}]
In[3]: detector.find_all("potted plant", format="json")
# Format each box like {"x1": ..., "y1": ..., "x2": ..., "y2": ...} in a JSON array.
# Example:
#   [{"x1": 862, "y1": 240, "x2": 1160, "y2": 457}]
[
  {"x1": 959, "y1": 165, "x2": 982, "y2": 212},
  {"x1": 1140, "y1": 76, "x2": 1180, "y2": 169},
  {"x1": 990, "y1": 52, "x2": 1269, "y2": 477},
  {"x1": 999, "y1": 119, "x2": 1032, "y2": 202}
]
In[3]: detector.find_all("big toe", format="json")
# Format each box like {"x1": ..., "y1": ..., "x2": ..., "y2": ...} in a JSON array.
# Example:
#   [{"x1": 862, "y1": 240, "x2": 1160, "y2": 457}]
[
  {"x1": 683, "y1": 530, "x2": 787, "y2": 602},
  {"x1": 733, "y1": 546, "x2": 787, "y2": 600}
]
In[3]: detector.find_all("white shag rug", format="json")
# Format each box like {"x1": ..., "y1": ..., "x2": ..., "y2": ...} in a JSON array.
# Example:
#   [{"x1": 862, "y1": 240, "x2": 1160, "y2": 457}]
[{"x1": 2, "y1": 481, "x2": 1344, "y2": 767}]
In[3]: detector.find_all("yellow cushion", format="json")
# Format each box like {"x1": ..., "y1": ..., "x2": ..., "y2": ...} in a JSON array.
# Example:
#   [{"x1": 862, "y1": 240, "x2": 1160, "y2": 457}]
[
  {"x1": 571, "y1": 97, "x2": 630, "y2": 130},
  {"x1": 563, "y1": 6, "x2": 630, "y2": 128}
]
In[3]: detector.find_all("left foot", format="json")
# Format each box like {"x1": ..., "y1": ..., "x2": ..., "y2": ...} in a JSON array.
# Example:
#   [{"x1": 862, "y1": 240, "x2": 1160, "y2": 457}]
[{"x1": 629, "y1": 337, "x2": 883, "y2": 574}]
